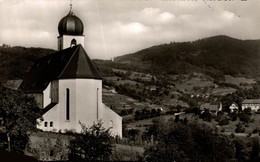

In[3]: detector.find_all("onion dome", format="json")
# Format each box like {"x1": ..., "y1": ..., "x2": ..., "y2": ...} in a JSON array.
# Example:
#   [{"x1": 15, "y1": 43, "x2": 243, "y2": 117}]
[{"x1": 58, "y1": 5, "x2": 84, "y2": 36}]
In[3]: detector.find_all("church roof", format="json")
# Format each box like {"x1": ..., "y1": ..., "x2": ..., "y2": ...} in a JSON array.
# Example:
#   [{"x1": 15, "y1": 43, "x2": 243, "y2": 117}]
[{"x1": 19, "y1": 44, "x2": 102, "y2": 93}]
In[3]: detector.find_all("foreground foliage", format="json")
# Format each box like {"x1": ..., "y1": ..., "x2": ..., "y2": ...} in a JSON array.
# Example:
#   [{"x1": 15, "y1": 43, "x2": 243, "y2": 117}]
[
  {"x1": 0, "y1": 85, "x2": 42, "y2": 153},
  {"x1": 68, "y1": 121, "x2": 113, "y2": 161},
  {"x1": 143, "y1": 119, "x2": 236, "y2": 162}
]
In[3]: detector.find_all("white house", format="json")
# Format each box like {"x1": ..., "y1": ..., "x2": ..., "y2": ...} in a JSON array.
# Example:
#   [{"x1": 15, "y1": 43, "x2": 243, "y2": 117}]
[
  {"x1": 19, "y1": 5, "x2": 122, "y2": 137},
  {"x1": 229, "y1": 102, "x2": 239, "y2": 113},
  {"x1": 242, "y1": 99, "x2": 260, "y2": 112}
]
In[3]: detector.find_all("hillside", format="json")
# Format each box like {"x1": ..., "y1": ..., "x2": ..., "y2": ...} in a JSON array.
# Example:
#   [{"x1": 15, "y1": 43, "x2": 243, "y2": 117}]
[
  {"x1": 1, "y1": 35, "x2": 260, "y2": 82},
  {"x1": 114, "y1": 35, "x2": 260, "y2": 80},
  {"x1": 0, "y1": 46, "x2": 55, "y2": 81}
]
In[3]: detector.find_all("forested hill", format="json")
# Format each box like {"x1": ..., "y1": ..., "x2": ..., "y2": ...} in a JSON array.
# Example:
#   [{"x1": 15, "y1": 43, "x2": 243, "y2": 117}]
[
  {"x1": 0, "y1": 46, "x2": 55, "y2": 81},
  {"x1": 115, "y1": 35, "x2": 260, "y2": 80},
  {"x1": 1, "y1": 35, "x2": 260, "y2": 82}
]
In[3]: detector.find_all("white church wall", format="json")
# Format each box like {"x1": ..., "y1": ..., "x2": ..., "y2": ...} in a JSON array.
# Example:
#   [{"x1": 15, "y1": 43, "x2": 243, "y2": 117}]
[
  {"x1": 57, "y1": 37, "x2": 63, "y2": 51},
  {"x1": 74, "y1": 79, "x2": 102, "y2": 132},
  {"x1": 100, "y1": 103, "x2": 122, "y2": 137},
  {"x1": 58, "y1": 35, "x2": 85, "y2": 50},
  {"x1": 37, "y1": 79, "x2": 122, "y2": 136},
  {"x1": 43, "y1": 83, "x2": 51, "y2": 108},
  {"x1": 58, "y1": 79, "x2": 77, "y2": 132},
  {"x1": 37, "y1": 105, "x2": 60, "y2": 132}
]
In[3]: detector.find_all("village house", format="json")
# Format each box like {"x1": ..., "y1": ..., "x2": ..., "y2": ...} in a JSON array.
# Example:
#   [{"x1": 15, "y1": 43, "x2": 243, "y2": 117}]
[
  {"x1": 200, "y1": 102, "x2": 222, "y2": 115},
  {"x1": 19, "y1": 4, "x2": 122, "y2": 137},
  {"x1": 242, "y1": 99, "x2": 260, "y2": 111},
  {"x1": 229, "y1": 102, "x2": 239, "y2": 113}
]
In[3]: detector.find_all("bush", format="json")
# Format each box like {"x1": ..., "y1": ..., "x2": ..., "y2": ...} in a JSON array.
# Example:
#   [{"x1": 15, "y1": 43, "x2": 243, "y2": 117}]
[
  {"x1": 252, "y1": 129, "x2": 258, "y2": 134},
  {"x1": 234, "y1": 139, "x2": 251, "y2": 161},
  {"x1": 127, "y1": 129, "x2": 140, "y2": 144},
  {"x1": 219, "y1": 118, "x2": 230, "y2": 126},
  {"x1": 230, "y1": 133, "x2": 235, "y2": 138},
  {"x1": 235, "y1": 123, "x2": 245, "y2": 133},
  {"x1": 200, "y1": 110, "x2": 213, "y2": 122},
  {"x1": 120, "y1": 110, "x2": 128, "y2": 116},
  {"x1": 68, "y1": 121, "x2": 113, "y2": 161},
  {"x1": 192, "y1": 107, "x2": 201, "y2": 115},
  {"x1": 143, "y1": 120, "x2": 235, "y2": 162},
  {"x1": 238, "y1": 113, "x2": 251, "y2": 123}
]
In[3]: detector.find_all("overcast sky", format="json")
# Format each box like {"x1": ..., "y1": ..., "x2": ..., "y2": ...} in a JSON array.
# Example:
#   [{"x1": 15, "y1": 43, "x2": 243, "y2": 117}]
[{"x1": 0, "y1": 0, "x2": 259, "y2": 59}]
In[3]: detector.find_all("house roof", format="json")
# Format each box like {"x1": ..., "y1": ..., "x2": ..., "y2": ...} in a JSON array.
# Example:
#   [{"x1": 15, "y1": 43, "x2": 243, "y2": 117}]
[
  {"x1": 242, "y1": 99, "x2": 260, "y2": 104},
  {"x1": 19, "y1": 44, "x2": 102, "y2": 93},
  {"x1": 42, "y1": 103, "x2": 57, "y2": 115},
  {"x1": 229, "y1": 102, "x2": 238, "y2": 107},
  {"x1": 200, "y1": 102, "x2": 219, "y2": 111}
]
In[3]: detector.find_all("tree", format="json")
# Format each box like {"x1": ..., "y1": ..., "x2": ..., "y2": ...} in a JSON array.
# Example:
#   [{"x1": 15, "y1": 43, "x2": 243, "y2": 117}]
[
  {"x1": 156, "y1": 108, "x2": 161, "y2": 116},
  {"x1": 120, "y1": 109, "x2": 127, "y2": 116},
  {"x1": 68, "y1": 121, "x2": 113, "y2": 161},
  {"x1": 128, "y1": 129, "x2": 140, "y2": 144},
  {"x1": 200, "y1": 109, "x2": 213, "y2": 122},
  {"x1": 235, "y1": 123, "x2": 245, "y2": 133},
  {"x1": 191, "y1": 107, "x2": 201, "y2": 115},
  {"x1": 150, "y1": 109, "x2": 157, "y2": 118},
  {"x1": 144, "y1": 118, "x2": 165, "y2": 142},
  {"x1": 238, "y1": 112, "x2": 251, "y2": 123},
  {"x1": 234, "y1": 139, "x2": 251, "y2": 161},
  {"x1": 134, "y1": 110, "x2": 141, "y2": 121},
  {"x1": 251, "y1": 137, "x2": 260, "y2": 161},
  {"x1": 218, "y1": 118, "x2": 230, "y2": 126},
  {"x1": 143, "y1": 119, "x2": 235, "y2": 162},
  {"x1": 0, "y1": 85, "x2": 42, "y2": 153},
  {"x1": 244, "y1": 108, "x2": 252, "y2": 115}
]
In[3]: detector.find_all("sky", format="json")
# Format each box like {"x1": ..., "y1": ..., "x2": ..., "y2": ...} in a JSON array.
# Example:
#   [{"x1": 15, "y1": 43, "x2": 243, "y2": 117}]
[{"x1": 0, "y1": 0, "x2": 259, "y2": 59}]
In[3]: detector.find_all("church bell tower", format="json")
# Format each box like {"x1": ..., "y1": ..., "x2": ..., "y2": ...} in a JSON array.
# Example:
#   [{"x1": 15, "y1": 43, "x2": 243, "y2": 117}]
[{"x1": 57, "y1": 3, "x2": 84, "y2": 51}]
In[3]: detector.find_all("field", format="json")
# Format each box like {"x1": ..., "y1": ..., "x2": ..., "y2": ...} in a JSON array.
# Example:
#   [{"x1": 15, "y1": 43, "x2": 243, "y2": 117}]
[
  {"x1": 102, "y1": 87, "x2": 162, "y2": 115},
  {"x1": 27, "y1": 131, "x2": 144, "y2": 161},
  {"x1": 174, "y1": 74, "x2": 216, "y2": 92},
  {"x1": 126, "y1": 112, "x2": 260, "y2": 137},
  {"x1": 113, "y1": 144, "x2": 144, "y2": 161},
  {"x1": 225, "y1": 75, "x2": 256, "y2": 85}
]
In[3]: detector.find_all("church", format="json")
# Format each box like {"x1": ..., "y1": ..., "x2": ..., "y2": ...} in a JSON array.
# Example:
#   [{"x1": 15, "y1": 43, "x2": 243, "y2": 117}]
[{"x1": 19, "y1": 5, "x2": 122, "y2": 137}]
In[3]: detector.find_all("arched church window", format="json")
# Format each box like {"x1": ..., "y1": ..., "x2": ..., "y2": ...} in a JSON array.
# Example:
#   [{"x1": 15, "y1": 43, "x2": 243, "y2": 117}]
[
  {"x1": 71, "y1": 38, "x2": 77, "y2": 47},
  {"x1": 59, "y1": 40, "x2": 62, "y2": 51},
  {"x1": 50, "y1": 121, "x2": 53, "y2": 127},
  {"x1": 97, "y1": 88, "x2": 99, "y2": 120},
  {"x1": 66, "y1": 88, "x2": 70, "y2": 120},
  {"x1": 44, "y1": 122, "x2": 48, "y2": 127}
]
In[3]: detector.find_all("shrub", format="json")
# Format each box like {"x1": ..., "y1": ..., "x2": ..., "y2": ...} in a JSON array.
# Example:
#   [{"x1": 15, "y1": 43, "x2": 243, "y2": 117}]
[
  {"x1": 235, "y1": 123, "x2": 245, "y2": 133},
  {"x1": 143, "y1": 120, "x2": 235, "y2": 162},
  {"x1": 238, "y1": 113, "x2": 251, "y2": 123},
  {"x1": 68, "y1": 121, "x2": 113, "y2": 161},
  {"x1": 230, "y1": 133, "x2": 235, "y2": 139},
  {"x1": 200, "y1": 110, "x2": 213, "y2": 122},
  {"x1": 252, "y1": 129, "x2": 258, "y2": 134},
  {"x1": 219, "y1": 118, "x2": 230, "y2": 126}
]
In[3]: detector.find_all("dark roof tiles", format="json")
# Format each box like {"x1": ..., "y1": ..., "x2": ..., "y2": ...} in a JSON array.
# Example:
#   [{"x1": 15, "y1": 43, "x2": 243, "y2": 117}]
[{"x1": 19, "y1": 44, "x2": 102, "y2": 93}]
